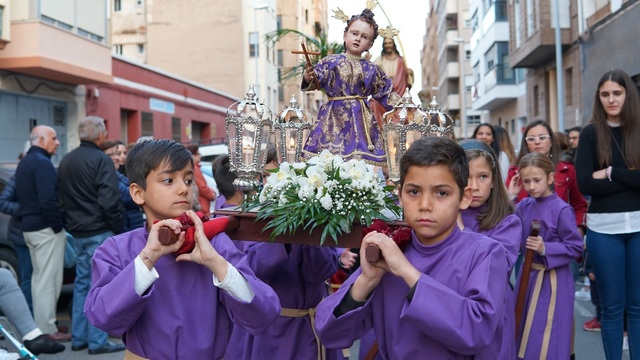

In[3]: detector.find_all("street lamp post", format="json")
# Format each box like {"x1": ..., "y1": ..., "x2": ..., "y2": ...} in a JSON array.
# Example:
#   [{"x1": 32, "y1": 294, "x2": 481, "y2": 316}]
[
  {"x1": 253, "y1": 4, "x2": 269, "y2": 98},
  {"x1": 453, "y1": 38, "x2": 467, "y2": 139}
]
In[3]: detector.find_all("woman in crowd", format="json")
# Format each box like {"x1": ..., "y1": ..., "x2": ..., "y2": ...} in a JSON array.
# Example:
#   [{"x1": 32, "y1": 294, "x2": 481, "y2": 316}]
[
  {"x1": 506, "y1": 120, "x2": 588, "y2": 233},
  {"x1": 472, "y1": 123, "x2": 510, "y2": 180},
  {"x1": 576, "y1": 69, "x2": 640, "y2": 359}
]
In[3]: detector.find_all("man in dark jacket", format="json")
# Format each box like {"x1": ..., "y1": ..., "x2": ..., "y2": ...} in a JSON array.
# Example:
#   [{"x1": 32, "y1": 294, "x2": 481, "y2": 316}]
[
  {"x1": 58, "y1": 116, "x2": 125, "y2": 355},
  {"x1": 14, "y1": 125, "x2": 70, "y2": 341}
]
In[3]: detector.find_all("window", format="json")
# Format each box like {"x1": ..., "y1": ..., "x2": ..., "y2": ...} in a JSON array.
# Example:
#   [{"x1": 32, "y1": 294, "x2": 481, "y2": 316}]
[
  {"x1": 565, "y1": 67, "x2": 573, "y2": 106},
  {"x1": 278, "y1": 84, "x2": 284, "y2": 102},
  {"x1": 138, "y1": 43, "x2": 145, "y2": 54},
  {"x1": 277, "y1": 15, "x2": 282, "y2": 31},
  {"x1": 249, "y1": 32, "x2": 259, "y2": 58},
  {"x1": 446, "y1": 14, "x2": 458, "y2": 31},
  {"x1": 114, "y1": 0, "x2": 121, "y2": 12},
  {"x1": 277, "y1": 49, "x2": 283, "y2": 67},
  {"x1": 171, "y1": 117, "x2": 181, "y2": 142},
  {"x1": 305, "y1": 9, "x2": 309, "y2": 24},
  {"x1": 114, "y1": 44, "x2": 123, "y2": 55},
  {"x1": 142, "y1": 112, "x2": 154, "y2": 137},
  {"x1": 136, "y1": 0, "x2": 143, "y2": 6}
]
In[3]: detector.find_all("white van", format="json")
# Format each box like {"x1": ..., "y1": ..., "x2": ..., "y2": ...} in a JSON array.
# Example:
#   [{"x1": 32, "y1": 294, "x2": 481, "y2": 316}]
[{"x1": 199, "y1": 143, "x2": 228, "y2": 162}]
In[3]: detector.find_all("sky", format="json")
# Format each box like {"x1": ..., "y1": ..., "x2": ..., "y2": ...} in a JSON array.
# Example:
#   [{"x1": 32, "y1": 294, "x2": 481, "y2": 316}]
[{"x1": 326, "y1": 0, "x2": 430, "y2": 99}]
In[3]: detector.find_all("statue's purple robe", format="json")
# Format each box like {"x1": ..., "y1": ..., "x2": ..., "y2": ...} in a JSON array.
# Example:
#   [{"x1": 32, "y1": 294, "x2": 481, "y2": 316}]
[
  {"x1": 84, "y1": 227, "x2": 281, "y2": 360},
  {"x1": 225, "y1": 241, "x2": 346, "y2": 360},
  {"x1": 315, "y1": 226, "x2": 508, "y2": 359},
  {"x1": 461, "y1": 205, "x2": 522, "y2": 360},
  {"x1": 515, "y1": 194, "x2": 583, "y2": 359},
  {"x1": 301, "y1": 53, "x2": 398, "y2": 166}
]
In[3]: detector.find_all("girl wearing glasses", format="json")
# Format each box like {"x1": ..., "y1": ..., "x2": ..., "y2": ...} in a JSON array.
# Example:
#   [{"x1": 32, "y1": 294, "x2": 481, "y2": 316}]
[
  {"x1": 575, "y1": 69, "x2": 640, "y2": 359},
  {"x1": 505, "y1": 120, "x2": 587, "y2": 235}
]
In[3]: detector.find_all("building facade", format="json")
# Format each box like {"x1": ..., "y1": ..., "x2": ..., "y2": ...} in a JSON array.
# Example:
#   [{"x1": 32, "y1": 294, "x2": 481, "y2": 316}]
[
  {"x1": 0, "y1": 0, "x2": 112, "y2": 163},
  {"x1": 469, "y1": 0, "x2": 527, "y2": 144},
  {"x1": 110, "y1": 0, "x2": 279, "y2": 105},
  {"x1": 87, "y1": 57, "x2": 236, "y2": 146},
  {"x1": 423, "y1": 0, "x2": 480, "y2": 139},
  {"x1": 578, "y1": 0, "x2": 640, "y2": 122},
  {"x1": 508, "y1": 0, "x2": 582, "y2": 132}
]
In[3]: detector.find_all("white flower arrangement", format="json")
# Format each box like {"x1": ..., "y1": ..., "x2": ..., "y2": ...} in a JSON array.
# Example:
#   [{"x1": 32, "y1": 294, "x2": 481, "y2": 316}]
[{"x1": 244, "y1": 150, "x2": 401, "y2": 245}]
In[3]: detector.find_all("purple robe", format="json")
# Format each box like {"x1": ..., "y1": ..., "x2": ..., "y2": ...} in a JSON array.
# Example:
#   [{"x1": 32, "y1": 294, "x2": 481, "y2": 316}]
[
  {"x1": 84, "y1": 227, "x2": 281, "y2": 360},
  {"x1": 514, "y1": 194, "x2": 583, "y2": 359},
  {"x1": 315, "y1": 226, "x2": 508, "y2": 359},
  {"x1": 225, "y1": 242, "x2": 345, "y2": 360},
  {"x1": 301, "y1": 53, "x2": 397, "y2": 166},
  {"x1": 461, "y1": 205, "x2": 523, "y2": 360}
]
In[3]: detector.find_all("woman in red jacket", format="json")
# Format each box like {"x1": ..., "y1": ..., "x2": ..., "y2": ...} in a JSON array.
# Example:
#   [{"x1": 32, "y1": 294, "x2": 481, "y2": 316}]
[
  {"x1": 506, "y1": 119, "x2": 587, "y2": 232},
  {"x1": 186, "y1": 144, "x2": 216, "y2": 217}
]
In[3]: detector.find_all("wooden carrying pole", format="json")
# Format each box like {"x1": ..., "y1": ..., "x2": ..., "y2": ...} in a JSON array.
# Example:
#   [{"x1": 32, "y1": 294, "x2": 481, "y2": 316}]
[{"x1": 515, "y1": 220, "x2": 541, "y2": 340}]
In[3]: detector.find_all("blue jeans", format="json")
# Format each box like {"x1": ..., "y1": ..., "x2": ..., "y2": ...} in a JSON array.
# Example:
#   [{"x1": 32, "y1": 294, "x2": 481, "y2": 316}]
[
  {"x1": 71, "y1": 231, "x2": 112, "y2": 350},
  {"x1": 15, "y1": 243, "x2": 33, "y2": 313},
  {"x1": 586, "y1": 229, "x2": 640, "y2": 359}
]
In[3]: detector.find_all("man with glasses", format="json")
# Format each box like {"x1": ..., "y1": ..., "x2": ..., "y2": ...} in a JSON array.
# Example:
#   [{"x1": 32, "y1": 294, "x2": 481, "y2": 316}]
[
  {"x1": 566, "y1": 126, "x2": 581, "y2": 162},
  {"x1": 15, "y1": 125, "x2": 71, "y2": 342},
  {"x1": 58, "y1": 116, "x2": 125, "y2": 355}
]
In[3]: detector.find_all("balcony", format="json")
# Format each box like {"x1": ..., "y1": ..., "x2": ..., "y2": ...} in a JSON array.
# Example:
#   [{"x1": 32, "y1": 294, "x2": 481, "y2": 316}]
[
  {"x1": 509, "y1": 0, "x2": 572, "y2": 68},
  {"x1": 447, "y1": 94, "x2": 460, "y2": 110},
  {"x1": 472, "y1": 65, "x2": 525, "y2": 110},
  {"x1": 446, "y1": 62, "x2": 460, "y2": 78},
  {"x1": 0, "y1": 21, "x2": 112, "y2": 84}
]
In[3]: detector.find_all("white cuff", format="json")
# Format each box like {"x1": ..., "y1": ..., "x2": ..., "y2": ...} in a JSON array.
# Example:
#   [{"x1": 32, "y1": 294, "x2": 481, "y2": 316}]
[
  {"x1": 213, "y1": 262, "x2": 255, "y2": 303},
  {"x1": 134, "y1": 255, "x2": 159, "y2": 296}
]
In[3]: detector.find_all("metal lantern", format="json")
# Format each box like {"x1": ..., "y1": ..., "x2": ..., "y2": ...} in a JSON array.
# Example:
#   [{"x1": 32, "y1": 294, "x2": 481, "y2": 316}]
[
  {"x1": 381, "y1": 88, "x2": 429, "y2": 183},
  {"x1": 425, "y1": 96, "x2": 456, "y2": 140},
  {"x1": 274, "y1": 95, "x2": 315, "y2": 164},
  {"x1": 225, "y1": 85, "x2": 274, "y2": 193}
]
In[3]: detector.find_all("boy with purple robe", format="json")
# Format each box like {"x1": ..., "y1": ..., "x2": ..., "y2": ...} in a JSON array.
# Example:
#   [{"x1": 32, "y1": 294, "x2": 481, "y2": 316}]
[
  {"x1": 84, "y1": 140, "x2": 281, "y2": 359},
  {"x1": 314, "y1": 137, "x2": 508, "y2": 358}
]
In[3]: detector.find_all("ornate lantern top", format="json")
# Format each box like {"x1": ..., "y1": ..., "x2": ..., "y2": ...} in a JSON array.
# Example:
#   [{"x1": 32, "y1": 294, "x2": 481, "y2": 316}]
[
  {"x1": 425, "y1": 96, "x2": 455, "y2": 140},
  {"x1": 225, "y1": 85, "x2": 275, "y2": 193},
  {"x1": 381, "y1": 88, "x2": 429, "y2": 183},
  {"x1": 273, "y1": 95, "x2": 315, "y2": 164}
]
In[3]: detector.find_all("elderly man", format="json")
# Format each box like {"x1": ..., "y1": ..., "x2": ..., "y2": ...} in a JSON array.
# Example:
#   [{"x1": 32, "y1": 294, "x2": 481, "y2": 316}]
[
  {"x1": 14, "y1": 125, "x2": 70, "y2": 342},
  {"x1": 58, "y1": 116, "x2": 125, "y2": 355}
]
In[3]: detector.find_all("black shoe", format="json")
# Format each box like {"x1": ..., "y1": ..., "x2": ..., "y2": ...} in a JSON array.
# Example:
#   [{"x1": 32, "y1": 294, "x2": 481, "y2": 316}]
[
  {"x1": 88, "y1": 341, "x2": 125, "y2": 355},
  {"x1": 71, "y1": 343, "x2": 88, "y2": 351},
  {"x1": 24, "y1": 334, "x2": 65, "y2": 355}
]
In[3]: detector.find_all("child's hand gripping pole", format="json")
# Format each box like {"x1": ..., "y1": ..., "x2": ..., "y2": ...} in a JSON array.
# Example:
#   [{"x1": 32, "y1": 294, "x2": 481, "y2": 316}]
[
  {"x1": 515, "y1": 219, "x2": 541, "y2": 340},
  {"x1": 156, "y1": 212, "x2": 229, "y2": 255},
  {"x1": 291, "y1": 43, "x2": 321, "y2": 89}
]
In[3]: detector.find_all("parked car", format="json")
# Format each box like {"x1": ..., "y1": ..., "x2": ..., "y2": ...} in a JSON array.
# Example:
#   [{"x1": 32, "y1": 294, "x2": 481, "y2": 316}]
[{"x1": 0, "y1": 162, "x2": 20, "y2": 281}]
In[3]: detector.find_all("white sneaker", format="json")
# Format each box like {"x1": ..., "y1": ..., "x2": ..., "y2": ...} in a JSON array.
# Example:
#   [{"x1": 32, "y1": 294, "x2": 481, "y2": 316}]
[
  {"x1": 575, "y1": 288, "x2": 591, "y2": 301},
  {"x1": 0, "y1": 349, "x2": 20, "y2": 360},
  {"x1": 623, "y1": 335, "x2": 629, "y2": 351}
]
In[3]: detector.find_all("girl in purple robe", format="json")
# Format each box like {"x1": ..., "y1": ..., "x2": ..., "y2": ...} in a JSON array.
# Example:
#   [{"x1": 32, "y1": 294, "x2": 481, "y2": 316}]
[
  {"x1": 459, "y1": 139, "x2": 522, "y2": 360},
  {"x1": 301, "y1": 9, "x2": 399, "y2": 166},
  {"x1": 515, "y1": 152, "x2": 583, "y2": 359}
]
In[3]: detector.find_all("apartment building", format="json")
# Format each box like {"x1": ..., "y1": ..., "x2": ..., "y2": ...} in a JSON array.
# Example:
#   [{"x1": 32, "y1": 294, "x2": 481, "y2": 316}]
[
  {"x1": 275, "y1": 0, "x2": 328, "y2": 113},
  {"x1": 508, "y1": 0, "x2": 582, "y2": 132},
  {"x1": 110, "y1": 0, "x2": 278, "y2": 105},
  {"x1": 578, "y1": 0, "x2": 640, "y2": 122},
  {"x1": 469, "y1": 0, "x2": 527, "y2": 143},
  {"x1": 423, "y1": 0, "x2": 480, "y2": 139},
  {"x1": 0, "y1": 0, "x2": 112, "y2": 162}
]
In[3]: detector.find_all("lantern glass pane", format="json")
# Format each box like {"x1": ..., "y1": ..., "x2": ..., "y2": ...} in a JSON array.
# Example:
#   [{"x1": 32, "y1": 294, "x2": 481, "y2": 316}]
[
  {"x1": 241, "y1": 124, "x2": 257, "y2": 165},
  {"x1": 228, "y1": 122, "x2": 238, "y2": 166}
]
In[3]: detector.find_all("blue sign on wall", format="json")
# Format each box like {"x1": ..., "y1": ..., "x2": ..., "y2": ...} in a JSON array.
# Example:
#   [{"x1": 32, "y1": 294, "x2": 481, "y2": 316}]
[{"x1": 149, "y1": 97, "x2": 175, "y2": 114}]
